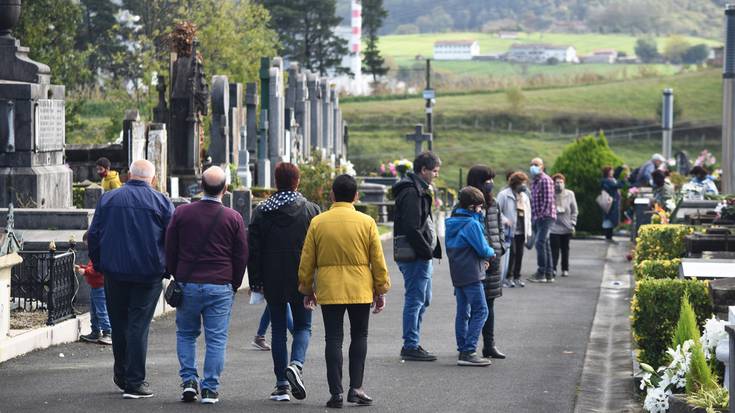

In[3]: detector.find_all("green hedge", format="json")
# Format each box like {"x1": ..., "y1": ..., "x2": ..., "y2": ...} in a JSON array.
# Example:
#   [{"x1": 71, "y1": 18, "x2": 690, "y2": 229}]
[
  {"x1": 355, "y1": 204, "x2": 379, "y2": 222},
  {"x1": 631, "y1": 278, "x2": 713, "y2": 368},
  {"x1": 634, "y1": 224, "x2": 693, "y2": 265},
  {"x1": 551, "y1": 134, "x2": 623, "y2": 232},
  {"x1": 73, "y1": 187, "x2": 85, "y2": 209},
  {"x1": 634, "y1": 258, "x2": 682, "y2": 280}
]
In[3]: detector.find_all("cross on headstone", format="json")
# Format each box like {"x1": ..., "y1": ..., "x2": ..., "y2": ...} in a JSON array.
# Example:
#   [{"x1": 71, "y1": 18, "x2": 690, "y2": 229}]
[{"x1": 405, "y1": 124, "x2": 432, "y2": 157}]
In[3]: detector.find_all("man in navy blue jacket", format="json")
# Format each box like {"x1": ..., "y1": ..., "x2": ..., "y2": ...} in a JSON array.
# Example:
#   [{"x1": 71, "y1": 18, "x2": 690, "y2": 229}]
[{"x1": 88, "y1": 159, "x2": 175, "y2": 399}]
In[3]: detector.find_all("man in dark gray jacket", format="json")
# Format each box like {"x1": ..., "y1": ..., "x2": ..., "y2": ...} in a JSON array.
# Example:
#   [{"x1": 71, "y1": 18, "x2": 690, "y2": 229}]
[{"x1": 392, "y1": 151, "x2": 442, "y2": 361}]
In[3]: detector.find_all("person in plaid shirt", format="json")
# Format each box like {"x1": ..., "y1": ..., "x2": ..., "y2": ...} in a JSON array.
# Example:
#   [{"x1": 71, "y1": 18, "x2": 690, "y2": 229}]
[{"x1": 528, "y1": 157, "x2": 557, "y2": 283}]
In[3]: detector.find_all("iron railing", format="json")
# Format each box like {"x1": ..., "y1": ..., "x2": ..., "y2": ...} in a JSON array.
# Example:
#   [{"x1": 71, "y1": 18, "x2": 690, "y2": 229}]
[{"x1": 10, "y1": 249, "x2": 76, "y2": 325}]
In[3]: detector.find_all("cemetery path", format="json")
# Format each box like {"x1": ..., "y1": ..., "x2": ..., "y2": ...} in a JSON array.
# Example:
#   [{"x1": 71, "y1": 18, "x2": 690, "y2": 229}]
[{"x1": 0, "y1": 239, "x2": 623, "y2": 413}]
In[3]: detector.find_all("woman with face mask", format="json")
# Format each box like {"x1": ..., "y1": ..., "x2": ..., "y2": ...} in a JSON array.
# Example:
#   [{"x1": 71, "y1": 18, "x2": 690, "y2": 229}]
[
  {"x1": 549, "y1": 174, "x2": 577, "y2": 277},
  {"x1": 600, "y1": 166, "x2": 624, "y2": 241},
  {"x1": 465, "y1": 165, "x2": 506, "y2": 360},
  {"x1": 496, "y1": 172, "x2": 532, "y2": 287}
]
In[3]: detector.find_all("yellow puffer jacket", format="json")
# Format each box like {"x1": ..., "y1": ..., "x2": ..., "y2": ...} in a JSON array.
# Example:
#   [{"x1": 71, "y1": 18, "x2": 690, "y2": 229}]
[
  {"x1": 102, "y1": 170, "x2": 122, "y2": 191},
  {"x1": 298, "y1": 202, "x2": 391, "y2": 304}
]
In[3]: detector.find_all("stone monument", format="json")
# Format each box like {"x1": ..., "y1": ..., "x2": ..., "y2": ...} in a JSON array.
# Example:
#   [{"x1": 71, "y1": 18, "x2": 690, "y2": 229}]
[
  {"x1": 307, "y1": 72, "x2": 323, "y2": 155},
  {"x1": 0, "y1": 0, "x2": 73, "y2": 208},
  {"x1": 209, "y1": 75, "x2": 229, "y2": 165},
  {"x1": 168, "y1": 24, "x2": 209, "y2": 197}
]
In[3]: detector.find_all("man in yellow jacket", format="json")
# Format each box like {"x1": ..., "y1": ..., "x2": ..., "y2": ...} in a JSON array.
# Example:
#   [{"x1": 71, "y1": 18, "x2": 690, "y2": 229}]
[
  {"x1": 298, "y1": 174, "x2": 390, "y2": 409},
  {"x1": 96, "y1": 157, "x2": 122, "y2": 191}
]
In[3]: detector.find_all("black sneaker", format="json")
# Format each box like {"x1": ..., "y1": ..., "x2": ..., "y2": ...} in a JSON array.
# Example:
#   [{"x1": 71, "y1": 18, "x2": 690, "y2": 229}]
[
  {"x1": 80, "y1": 331, "x2": 101, "y2": 343},
  {"x1": 400, "y1": 346, "x2": 437, "y2": 361},
  {"x1": 98, "y1": 331, "x2": 113, "y2": 345},
  {"x1": 285, "y1": 364, "x2": 306, "y2": 400},
  {"x1": 527, "y1": 273, "x2": 547, "y2": 283},
  {"x1": 123, "y1": 382, "x2": 154, "y2": 399},
  {"x1": 326, "y1": 394, "x2": 343, "y2": 408},
  {"x1": 270, "y1": 385, "x2": 290, "y2": 401},
  {"x1": 181, "y1": 379, "x2": 199, "y2": 402},
  {"x1": 200, "y1": 388, "x2": 219, "y2": 404},
  {"x1": 457, "y1": 352, "x2": 491, "y2": 366}
]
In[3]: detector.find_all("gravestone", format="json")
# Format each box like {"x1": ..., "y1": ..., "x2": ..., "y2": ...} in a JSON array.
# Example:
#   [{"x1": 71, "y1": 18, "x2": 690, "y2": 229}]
[
  {"x1": 153, "y1": 74, "x2": 168, "y2": 124},
  {"x1": 405, "y1": 124, "x2": 432, "y2": 158},
  {"x1": 332, "y1": 88, "x2": 343, "y2": 159},
  {"x1": 147, "y1": 123, "x2": 167, "y2": 194},
  {"x1": 269, "y1": 58, "x2": 286, "y2": 174},
  {"x1": 228, "y1": 82, "x2": 243, "y2": 168},
  {"x1": 122, "y1": 109, "x2": 146, "y2": 167},
  {"x1": 675, "y1": 151, "x2": 691, "y2": 175},
  {"x1": 257, "y1": 58, "x2": 271, "y2": 188},
  {"x1": 307, "y1": 72, "x2": 323, "y2": 153},
  {"x1": 209, "y1": 75, "x2": 230, "y2": 165},
  {"x1": 240, "y1": 82, "x2": 257, "y2": 187},
  {"x1": 84, "y1": 185, "x2": 103, "y2": 209},
  {"x1": 0, "y1": 3, "x2": 73, "y2": 208},
  {"x1": 233, "y1": 188, "x2": 253, "y2": 225},
  {"x1": 293, "y1": 66, "x2": 310, "y2": 160},
  {"x1": 321, "y1": 78, "x2": 333, "y2": 153},
  {"x1": 168, "y1": 39, "x2": 208, "y2": 197}
]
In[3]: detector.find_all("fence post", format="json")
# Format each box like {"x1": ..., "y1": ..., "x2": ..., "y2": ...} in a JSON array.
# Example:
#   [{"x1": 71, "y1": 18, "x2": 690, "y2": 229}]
[{"x1": 46, "y1": 241, "x2": 56, "y2": 325}]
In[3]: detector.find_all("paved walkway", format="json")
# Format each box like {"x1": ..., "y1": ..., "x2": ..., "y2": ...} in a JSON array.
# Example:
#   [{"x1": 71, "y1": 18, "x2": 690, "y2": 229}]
[{"x1": 0, "y1": 239, "x2": 620, "y2": 412}]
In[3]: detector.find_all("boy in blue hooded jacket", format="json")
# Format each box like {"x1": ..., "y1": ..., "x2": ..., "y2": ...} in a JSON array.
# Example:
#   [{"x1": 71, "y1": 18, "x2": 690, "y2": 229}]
[{"x1": 446, "y1": 186, "x2": 495, "y2": 366}]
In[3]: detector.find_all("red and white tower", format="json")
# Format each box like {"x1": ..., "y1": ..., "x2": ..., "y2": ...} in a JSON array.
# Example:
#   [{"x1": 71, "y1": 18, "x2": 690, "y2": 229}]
[{"x1": 350, "y1": 0, "x2": 362, "y2": 81}]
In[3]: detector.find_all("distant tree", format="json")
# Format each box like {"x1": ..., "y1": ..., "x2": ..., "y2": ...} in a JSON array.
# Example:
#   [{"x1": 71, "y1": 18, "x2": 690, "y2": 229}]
[
  {"x1": 394, "y1": 24, "x2": 419, "y2": 35},
  {"x1": 681, "y1": 44, "x2": 710, "y2": 65},
  {"x1": 77, "y1": 0, "x2": 124, "y2": 77},
  {"x1": 546, "y1": 57, "x2": 560, "y2": 65},
  {"x1": 663, "y1": 36, "x2": 692, "y2": 64},
  {"x1": 635, "y1": 37, "x2": 659, "y2": 63},
  {"x1": 261, "y1": 0, "x2": 349, "y2": 75},
  {"x1": 15, "y1": 0, "x2": 93, "y2": 90},
  {"x1": 506, "y1": 86, "x2": 525, "y2": 113},
  {"x1": 415, "y1": 6, "x2": 453, "y2": 33},
  {"x1": 362, "y1": 0, "x2": 389, "y2": 82}
]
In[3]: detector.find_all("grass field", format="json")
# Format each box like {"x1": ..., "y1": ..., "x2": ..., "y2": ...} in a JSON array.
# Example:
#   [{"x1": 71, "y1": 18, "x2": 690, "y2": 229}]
[
  {"x1": 408, "y1": 60, "x2": 678, "y2": 78},
  {"x1": 379, "y1": 31, "x2": 721, "y2": 61},
  {"x1": 343, "y1": 69, "x2": 722, "y2": 126}
]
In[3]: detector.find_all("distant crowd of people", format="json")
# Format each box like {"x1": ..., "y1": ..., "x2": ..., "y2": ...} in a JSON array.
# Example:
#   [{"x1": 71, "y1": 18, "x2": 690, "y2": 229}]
[{"x1": 76, "y1": 149, "x2": 714, "y2": 407}]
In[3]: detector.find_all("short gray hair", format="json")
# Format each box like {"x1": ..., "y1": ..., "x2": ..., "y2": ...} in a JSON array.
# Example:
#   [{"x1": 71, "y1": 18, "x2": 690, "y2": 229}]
[{"x1": 129, "y1": 160, "x2": 155, "y2": 178}]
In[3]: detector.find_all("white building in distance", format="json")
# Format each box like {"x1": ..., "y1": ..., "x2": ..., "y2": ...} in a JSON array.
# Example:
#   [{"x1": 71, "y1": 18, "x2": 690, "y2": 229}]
[
  {"x1": 507, "y1": 44, "x2": 578, "y2": 64},
  {"x1": 433, "y1": 40, "x2": 480, "y2": 61},
  {"x1": 580, "y1": 49, "x2": 618, "y2": 64}
]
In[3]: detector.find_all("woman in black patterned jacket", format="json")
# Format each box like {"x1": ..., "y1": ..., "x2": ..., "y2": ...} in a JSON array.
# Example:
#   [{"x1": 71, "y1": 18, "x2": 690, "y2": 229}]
[{"x1": 467, "y1": 165, "x2": 506, "y2": 360}]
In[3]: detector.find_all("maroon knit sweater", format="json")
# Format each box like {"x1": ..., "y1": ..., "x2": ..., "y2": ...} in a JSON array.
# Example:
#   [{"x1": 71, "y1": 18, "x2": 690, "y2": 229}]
[{"x1": 165, "y1": 200, "x2": 248, "y2": 289}]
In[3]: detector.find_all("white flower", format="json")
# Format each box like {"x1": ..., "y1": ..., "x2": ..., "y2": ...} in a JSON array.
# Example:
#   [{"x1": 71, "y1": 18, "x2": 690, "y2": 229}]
[
  {"x1": 644, "y1": 387, "x2": 671, "y2": 413},
  {"x1": 701, "y1": 316, "x2": 728, "y2": 360},
  {"x1": 640, "y1": 371, "x2": 653, "y2": 390}
]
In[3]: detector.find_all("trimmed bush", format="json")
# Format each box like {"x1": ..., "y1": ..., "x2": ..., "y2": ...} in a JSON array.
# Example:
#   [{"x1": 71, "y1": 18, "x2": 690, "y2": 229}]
[
  {"x1": 73, "y1": 187, "x2": 85, "y2": 209},
  {"x1": 551, "y1": 133, "x2": 623, "y2": 232},
  {"x1": 355, "y1": 204, "x2": 379, "y2": 222},
  {"x1": 634, "y1": 258, "x2": 682, "y2": 280},
  {"x1": 631, "y1": 278, "x2": 713, "y2": 368},
  {"x1": 634, "y1": 224, "x2": 693, "y2": 265}
]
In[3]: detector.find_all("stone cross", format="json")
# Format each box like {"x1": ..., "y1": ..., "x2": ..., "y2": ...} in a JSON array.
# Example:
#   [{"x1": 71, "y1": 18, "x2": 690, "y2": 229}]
[
  {"x1": 209, "y1": 75, "x2": 230, "y2": 165},
  {"x1": 153, "y1": 74, "x2": 168, "y2": 124},
  {"x1": 147, "y1": 123, "x2": 168, "y2": 194},
  {"x1": 307, "y1": 72, "x2": 323, "y2": 153},
  {"x1": 257, "y1": 57, "x2": 271, "y2": 188},
  {"x1": 406, "y1": 124, "x2": 432, "y2": 158},
  {"x1": 242, "y1": 82, "x2": 257, "y2": 187}
]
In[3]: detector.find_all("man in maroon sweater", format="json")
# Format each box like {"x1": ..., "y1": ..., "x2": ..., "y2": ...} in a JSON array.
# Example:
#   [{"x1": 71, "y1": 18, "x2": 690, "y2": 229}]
[{"x1": 165, "y1": 165, "x2": 248, "y2": 404}]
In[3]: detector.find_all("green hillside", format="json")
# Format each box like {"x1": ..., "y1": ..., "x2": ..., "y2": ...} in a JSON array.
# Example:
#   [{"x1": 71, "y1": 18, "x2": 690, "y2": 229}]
[
  {"x1": 343, "y1": 69, "x2": 722, "y2": 126},
  {"x1": 379, "y1": 32, "x2": 720, "y2": 62}
]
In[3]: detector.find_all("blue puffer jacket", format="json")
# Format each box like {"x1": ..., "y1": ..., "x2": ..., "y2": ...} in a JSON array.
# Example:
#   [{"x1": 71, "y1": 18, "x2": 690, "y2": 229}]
[
  {"x1": 445, "y1": 208, "x2": 495, "y2": 287},
  {"x1": 88, "y1": 180, "x2": 175, "y2": 283}
]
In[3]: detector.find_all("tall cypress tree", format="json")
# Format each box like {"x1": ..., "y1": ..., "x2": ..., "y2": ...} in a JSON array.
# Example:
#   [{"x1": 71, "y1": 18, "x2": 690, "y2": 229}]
[
  {"x1": 361, "y1": 0, "x2": 388, "y2": 82},
  {"x1": 260, "y1": 0, "x2": 349, "y2": 75}
]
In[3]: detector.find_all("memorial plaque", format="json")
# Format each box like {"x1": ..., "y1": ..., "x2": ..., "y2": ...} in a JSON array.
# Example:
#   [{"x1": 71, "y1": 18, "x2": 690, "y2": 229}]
[{"x1": 35, "y1": 99, "x2": 65, "y2": 152}]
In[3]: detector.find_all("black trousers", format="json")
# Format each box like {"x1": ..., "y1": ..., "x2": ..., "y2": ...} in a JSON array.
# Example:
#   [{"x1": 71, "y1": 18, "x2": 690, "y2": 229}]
[
  {"x1": 603, "y1": 227, "x2": 614, "y2": 240},
  {"x1": 481, "y1": 298, "x2": 496, "y2": 347},
  {"x1": 550, "y1": 233, "x2": 572, "y2": 273},
  {"x1": 507, "y1": 234, "x2": 525, "y2": 280},
  {"x1": 321, "y1": 304, "x2": 371, "y2": 396},
  {"x1": 104, "y1": 277, "x2": 162, "y2": 388}
]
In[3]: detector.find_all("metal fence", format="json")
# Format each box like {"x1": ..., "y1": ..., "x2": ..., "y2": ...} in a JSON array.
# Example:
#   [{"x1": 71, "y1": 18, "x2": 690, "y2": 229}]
[{"x1": 10, "y1": 250, "x2": 77, "y2": 325}]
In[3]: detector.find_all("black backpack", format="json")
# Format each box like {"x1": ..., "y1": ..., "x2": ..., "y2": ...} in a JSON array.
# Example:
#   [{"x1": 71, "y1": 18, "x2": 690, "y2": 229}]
[{"x1": 628, "y1": 167, "x2": 641, "y2": 184}]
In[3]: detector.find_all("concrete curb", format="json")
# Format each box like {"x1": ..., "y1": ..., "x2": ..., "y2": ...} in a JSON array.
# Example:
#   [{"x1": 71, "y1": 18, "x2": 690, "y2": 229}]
[
  {"x1": 0, "y1": 280, "x2": 176, "y2": 364},
  {"x1": 573, "y1": 239, "x2": 639, "y2": 412}
]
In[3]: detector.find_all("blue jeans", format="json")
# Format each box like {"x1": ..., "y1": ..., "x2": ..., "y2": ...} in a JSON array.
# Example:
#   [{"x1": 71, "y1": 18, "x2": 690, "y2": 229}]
[
  {"x1": 257, "y1": 304, "x2": 294, "y2": 337},
  {"x1": 455, "y1": 282, "x2": 488, "y2": 353},
  {"x1": 534, "y1": 217, "x2": 554, "y2": 277},
  {"x1": 176, "y1": 283, "x2": 234, "y2": 391},
  {"x1": 398, "y1": 260, "x2": 432, "y2": 349},
  {"x1": 89, "y1": 286, "x2": 111, "y2": 333},
  {"x1": 268, "y1": 298, "x2": 312, "y2": 386}
]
